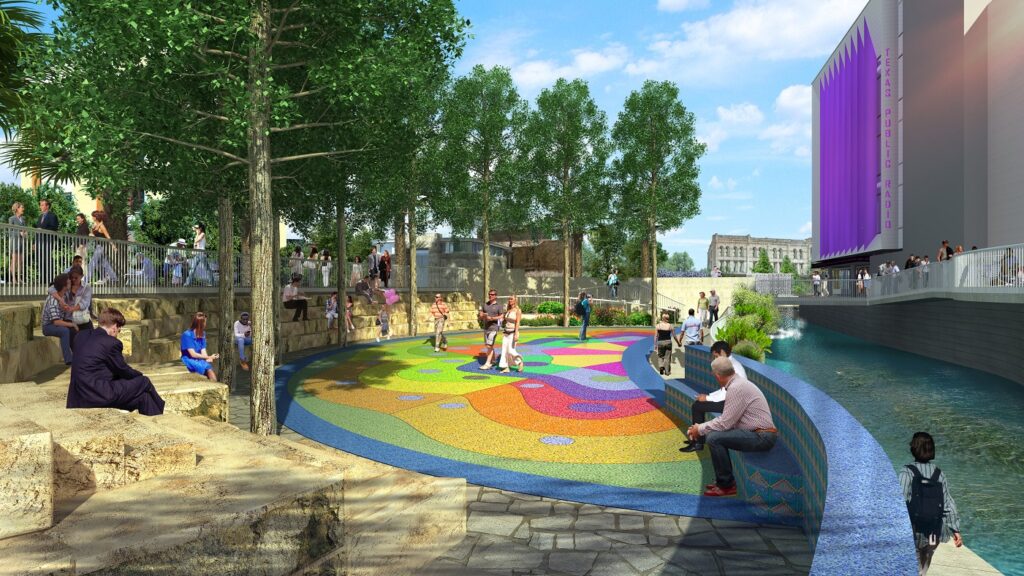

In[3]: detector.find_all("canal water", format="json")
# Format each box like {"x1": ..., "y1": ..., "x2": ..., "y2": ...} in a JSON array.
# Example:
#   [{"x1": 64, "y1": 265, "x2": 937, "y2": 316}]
[{"x1": 768, "y1": 309, "x2": 1024, "y2": 576}]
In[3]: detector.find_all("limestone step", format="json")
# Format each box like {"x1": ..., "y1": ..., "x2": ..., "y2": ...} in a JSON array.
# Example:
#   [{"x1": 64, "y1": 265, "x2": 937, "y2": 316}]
[
  {"x1": 0, "y1": 411, "x2": 466, "y2": 576},
  {"x1": 0, "y1": 406, "x2": 54, "y2": 540}
]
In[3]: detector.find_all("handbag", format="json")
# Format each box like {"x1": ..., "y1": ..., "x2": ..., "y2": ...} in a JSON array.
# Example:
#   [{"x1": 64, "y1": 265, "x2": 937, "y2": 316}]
[
  {"x1": 72, "y1": 310, "x2": 91, "y2": 324},
  {"x1": 375, "y1": 318, "x2": 381, "y2": 326}
]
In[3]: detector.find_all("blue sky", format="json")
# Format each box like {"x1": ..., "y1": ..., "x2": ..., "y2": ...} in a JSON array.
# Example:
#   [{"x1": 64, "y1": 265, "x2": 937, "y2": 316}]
[
  {"x1": 4, "y1": 0, "x2": 870, "y2": 267},
  {"x1": 455, "y1": 0, "x2": 869, "y2": 267}
]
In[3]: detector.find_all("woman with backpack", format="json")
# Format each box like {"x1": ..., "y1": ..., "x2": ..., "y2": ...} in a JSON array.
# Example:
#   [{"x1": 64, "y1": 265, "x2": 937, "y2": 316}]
[{"x1": 898, "y1": 432, "x2": 963, "y2": 575}]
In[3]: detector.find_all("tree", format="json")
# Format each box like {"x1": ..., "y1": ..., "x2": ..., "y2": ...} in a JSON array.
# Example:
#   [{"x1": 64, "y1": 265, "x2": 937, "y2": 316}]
[
  {"x1": 0, "y1": 0, "x2": 42, "y2": 137},
  {"x1": 780, "y1": 255, "x2": 797, "y2": 275},
  {"x1": 583, "y1": 223, "x2": 626, "y2": 278},
  {"x1": 521, "y1": 78, "x2": 611, "y2": 326},
  {"x1": 619, "y1": 234, "x2": 668, "y2": 279},
  {"x1": 666, "y1": 251, "x2": 695, "y2": 272},
  {"x1": 753, "y1": 248, "x2": 773, "y2": 273},
  {"x1": 611, "y1": 80, "x2": 705, "y2": 323},
  {"x1": 12, "y1": 0, "x2": 467, "y2": 435},
  {"x1": 437, "y1": 66, "x2": 528, "y2": 301}
]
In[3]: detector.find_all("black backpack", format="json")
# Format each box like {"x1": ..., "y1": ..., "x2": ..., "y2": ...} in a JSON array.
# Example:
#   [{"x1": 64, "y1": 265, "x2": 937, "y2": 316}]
[
  {"x1": 906, "y1": 465, "x2": 945, "y2": 538},
  {"x1": 573, "y1": 301, "x2": 585, "y2": 316}
]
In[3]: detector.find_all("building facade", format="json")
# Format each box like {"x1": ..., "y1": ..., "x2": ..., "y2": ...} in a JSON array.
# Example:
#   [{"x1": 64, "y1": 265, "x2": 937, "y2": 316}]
[
  {"x1": 811, "y1": 0, "x2": 1024, "y2": 281},
  {"x1": 707, "y1": 234, "x2": 813, "y2": 276}
]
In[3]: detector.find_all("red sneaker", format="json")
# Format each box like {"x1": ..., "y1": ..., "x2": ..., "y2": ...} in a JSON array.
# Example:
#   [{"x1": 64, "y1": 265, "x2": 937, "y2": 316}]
[{"x1": 703, "y1": 485, "x2": 737, "y2": 497}]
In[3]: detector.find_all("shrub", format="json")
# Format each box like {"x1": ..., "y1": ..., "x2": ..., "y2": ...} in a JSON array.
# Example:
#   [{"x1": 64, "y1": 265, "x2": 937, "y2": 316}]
[
  {"x1": 715, "y1": 315, "x2": 772, "y2": 354},
  {"x1": 732, "y1": 339, "x2": 766, "y2": 362},
  {"x1": 592, "y1": 306, "x2": 627, "y2": 326},
  {"x1": 537, "y1": 301, "x2": 564, "y2": 315},
  {"x1": 519, "y1": 301, "x2": 538, "y2": 314},
  {"x1": 521, "y1": 315, "x2": 560, "y2": 327},
  {"x1": 626, "y1": 311, "x2": 652, "y2": 326},
  {"x1": 732, "y1": 286, "x2": 780, "y2": 334}
]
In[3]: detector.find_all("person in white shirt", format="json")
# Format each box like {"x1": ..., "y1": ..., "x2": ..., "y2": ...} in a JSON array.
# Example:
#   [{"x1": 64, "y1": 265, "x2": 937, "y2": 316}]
[
  {"x1": 675, "y1": 308, "x2": 703, "y2": 346},
  {"x1": 283, "y1": 274, "x2": 309, "y2": 322},
  {"x1": 680, "y1": 341, "x2": 747, "y2": 453},
  {"x1": 234, "y1": 312, "x2": 252, "y2": 371},
  {"x1": 184, "y1": 223, "x2": 211, "y2": 286}
]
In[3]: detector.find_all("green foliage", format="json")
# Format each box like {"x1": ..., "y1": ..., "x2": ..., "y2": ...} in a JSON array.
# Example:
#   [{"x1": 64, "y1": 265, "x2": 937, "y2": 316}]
[
  {"x1": 537, "y1": 301, "x2": 564, "y2": 315},
  {"x1": 780, "y1": 255, "x2": 797, "y2": 275},
  {"x1": 130, "y1": 197, "x2": 213, "y2": 247},
  {"x1": 627, "y1": 311, "x2": 653, "y2": 326},
  {"x1": 666, "y1": 251, "x2": 695, "y2": 272},
  {"x1": 732, "y1": 339, "x2": 766, "y2": 363},
  {"x1": 592, "y1": 306, "x2": 627, "y2": 326},
  {"x1": 0, "y1": 0, "x2": 43, "y2": 137},
  {"x1": 518, "y1": 301, "x2": 538, "y2": 314},
  {"x1": 0, "y1": 183, "x2": 78, "y2": 234},
  {"x1": 611, "y1": 80, "x2": 704, "y2": 279},
  {"x1": 521, "y1": 314, "x2": 560, "y2": 327},
  {"x1": 715, "y1": 286, "x2": 780, "y2": 361},
  {"x1": 752, "y1": 248, "x2": 773, "y2": 273},
  {"x1": 732, "y1": 286, "x2": 780, "y2": 334},
  {"x1": 715, "y1": 315, "x2": 772, "y2": 354},
  {"x1": 583, "y1": 223, "x2": 626, "y2": 279},
  {"x1": 618, "y1": 235, "x2": 668, "y2": 279}
]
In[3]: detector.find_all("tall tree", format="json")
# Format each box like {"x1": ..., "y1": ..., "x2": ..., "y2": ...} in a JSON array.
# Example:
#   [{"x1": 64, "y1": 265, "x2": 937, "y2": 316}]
[
  {"x1": 611, "y1": 80, "x2": 705, "y2": 323},
  {"x1": 522, "y1": 78, "x2": 611, "y2": 326},
  {"x1": 752, "y1": 248, "x2": 773, "y2": 273},
  {"x1": 666, "y1": 251, "x2": 695, "y2": 272},
  {"x1": 438, "y1": 65, "x2": 527, "y2": 301},
  {"x1": 13, "y1": 0, "x2": 466, "y2": 434},
  {"x1": 0, "y1": 0, "x2": 42, "y2": 137}
]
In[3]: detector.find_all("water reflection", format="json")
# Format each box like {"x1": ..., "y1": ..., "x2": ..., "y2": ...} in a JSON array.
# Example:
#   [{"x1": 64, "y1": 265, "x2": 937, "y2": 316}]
[{"x1": 768, "y1": 308, "x2": 1024, "y2": 576}]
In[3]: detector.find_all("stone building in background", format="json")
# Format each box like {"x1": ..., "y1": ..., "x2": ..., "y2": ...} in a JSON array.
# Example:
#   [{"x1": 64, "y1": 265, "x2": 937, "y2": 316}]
[{"x1": 707, "y1": 234, "x2": 813, "y2": 276}]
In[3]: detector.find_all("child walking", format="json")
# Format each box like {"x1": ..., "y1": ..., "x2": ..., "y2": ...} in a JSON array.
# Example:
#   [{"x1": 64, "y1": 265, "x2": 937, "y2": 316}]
[{"x1": 376, "y1": 305, "x2": 390, "y2": 342}]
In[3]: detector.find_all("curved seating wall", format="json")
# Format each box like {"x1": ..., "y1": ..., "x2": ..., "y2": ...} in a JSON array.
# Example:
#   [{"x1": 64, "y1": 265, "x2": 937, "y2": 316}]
[{"x1": 682, "y1": 346, "x2": 917, "y2": 575}]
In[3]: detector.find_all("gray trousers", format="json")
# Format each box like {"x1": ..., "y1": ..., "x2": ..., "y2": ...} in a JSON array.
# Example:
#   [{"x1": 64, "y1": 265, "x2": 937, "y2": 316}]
[
  {"x1": 434, "y1": 318, "x2": 447, "y2": 349},
  {"x1": 657, "y1": 340, "x2": 673, "y2": 372}
]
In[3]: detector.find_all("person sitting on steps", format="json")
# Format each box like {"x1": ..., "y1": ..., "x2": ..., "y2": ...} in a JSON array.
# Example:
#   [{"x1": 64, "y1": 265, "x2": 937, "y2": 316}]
[
  {"x1": 283, "y1": 273, "x2": 309, "y2": 322},
  {"x1": 180, "y1": 312, "x2": 219, "y2": 381},
  {"x1": 234, "y1": 312, "x2": 252, "y2": 372},
  {"x1": 680, "y1": 340, "x2": 747, "y2": 453}
]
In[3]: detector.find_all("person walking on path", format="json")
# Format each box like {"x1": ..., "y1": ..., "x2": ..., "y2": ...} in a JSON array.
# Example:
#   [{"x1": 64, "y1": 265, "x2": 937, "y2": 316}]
[
  {"x1": 184, "y1": 223, "x2": 211, "y2": 286},
  {"x1": 680, "y1": 341, "x2": 747, "y2": 453},
  {"x1": 676, "y1": 308, "x2": 703, "y2": 346},
  {"x1": 180, "y1": 312, "x2": 219, "y2": 381},
  {"x1": 430, "y1": 293, "x2": 450, "y2": 352},
  {"x1": 283, "y1": 273, "x2": 310, "y2": 322},
  {"x1": 234, "y1": 312, "x2": 252, "y2": 371},
  {"x1": 88, "y1": 211, "x2": 118, "y2": 285},
  {"x1": 67, "y1": 308, "x2": 165, "y2": 416},
  {"x1": 7, "y1": 202, "x2": 27, "y2": 284},
  {"x1": 289, "y1": 245, "x2": 304, "y2": 278},
  {"x1": 688, "y1": 356, "x2": 777, "y2": 497},
  {"x1": 367, "y1": 246, "x2": 381, "y2": 290},
  {"x1": 899, "y1": 432, "x2": 963, "y2": 576},
  {"x1": 577, "y1": 292, "x2": 591, "y2": 341},
  {"x1": 498, "y1": 295, "x2": 524, "y2": 373},
  {"x1": 36, "y1": 199, "x2": 59, "y2": 282},
  {"x1": 708, "y1": 290, "x2": 721, "y2": 325},
  {"x1": 696, "y1": 291, "x2": 710, "y2": 326},
  {"x1": 607, "y1": 270, "x2": 619, "y2": 299},
  {"x1": 74, "y1": 212, "x2": 90, "y2": 263},
  {"x1": 654, "y1": 313, "x2": 675, "y2": 376},
  {"x1": 320, "y1": 249, "x2": 332, "y2": 287},
  {"x1": 478, "y1": 289, "x2": 504, "y2": 369},
  {"x1": 379, "y1": 249, "x2": 392, "y2": 288},
  {"x1": 350, "y1": 255, "x2": 363, "y2": 287},
  {"x1": 375, "y1": 304, "x2": 390, "y2": 342}
]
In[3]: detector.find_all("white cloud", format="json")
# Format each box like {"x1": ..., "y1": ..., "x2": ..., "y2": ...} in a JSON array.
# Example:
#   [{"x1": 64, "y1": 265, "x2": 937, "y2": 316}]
[
  {"x1": 799, "y1": 221, "x2": 813, "y2": 234},
  {"x1": 698, "y1": 103, "x2": 764, "y2": 152},
  {"x1": 459, "y1": 28, "x2": 534, "y2": 72},
  {"x1": 512, "y1": 43, "x2": 630, "y2": 90},
  {"x1": 657, "y1": 0, "x2": 710, "y2": 12},
  {"x1": 626, "y1": 0, "x2": 868, "y2": 83},
  {"x1": 759, "y1": 84, "x2": 812, "y2": 158}
]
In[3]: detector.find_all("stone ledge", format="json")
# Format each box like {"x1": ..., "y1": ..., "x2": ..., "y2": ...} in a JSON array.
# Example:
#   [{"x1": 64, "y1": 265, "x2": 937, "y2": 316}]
[{"x1": 0, "y1": 407, "x2": 54, "y2": 540}]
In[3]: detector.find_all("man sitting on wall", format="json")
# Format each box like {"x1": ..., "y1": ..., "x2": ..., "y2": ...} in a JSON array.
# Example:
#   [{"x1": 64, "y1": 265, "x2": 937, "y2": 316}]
[
  {"x1": 67, "y1": 308, "x2": 165, "y2": 416},
  {"x1": 354, "y1": 275, "x2": 374, "y2": 304},
  {"x1": 680, "y1": 341, "x2": 747, "y2": 453},
  {"x1": 688, "y1": 356, "x2": 777, "y2": 497}
]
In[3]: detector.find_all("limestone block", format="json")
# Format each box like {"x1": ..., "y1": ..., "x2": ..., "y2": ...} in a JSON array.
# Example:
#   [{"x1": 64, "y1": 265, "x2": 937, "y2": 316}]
[
  {"x1": 156, "y1": 380, "x2": 229, "y2": 422},
  {"x1": 147, "y1": 337, "x2": 181, "y2": 364},
  {"x1": 0, "y1": 409, "x2": 54, "y2": 539},
  {"x1": 53, "y1": 428, "x2": 126, "y2": 501},
  {"x1": 124, "y1": 436, "x2": 197, "y2": 483},
  {"x1": 343, "y1": 469, "x2": 466, "y2": 576},
  {"x1": 0, "y1": 305, "x2": 35, "y2": 352},
  {"x1": 94, "y1": 298, "x2": 147, "y2": 321},
  {"x1": 117, "y1": 327, "x2": 135, "y2": 358},
  {"x1": 0, "y1": 337, "x2": 64, "y2": 384}
]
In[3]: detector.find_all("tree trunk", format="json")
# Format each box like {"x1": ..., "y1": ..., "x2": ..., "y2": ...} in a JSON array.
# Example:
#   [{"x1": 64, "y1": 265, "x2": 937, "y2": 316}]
[
  {"x1": 481, "y1": 188, "x2": 490, "y2": 302},
  {"x1": 273, "y1": 211, "x2": 282, "y2": 364},
  {"x1": 217, "y1": 195, "x2": 235, "y2": 392},
  {"x1": 336, "y1": 195, "x2": 347, "y2": 347},
  {"x1": 572, "y1": 232, "x2": 583, "y2": 277},
  {"x1": 650, "y1": 220, "x2": 658, "y2": 327},
  {"x1": 393, "y1": 214, "x2": 406, "y2": 279},
  {"x1": 247, "y1": 0, "x2": 276, "y2": 436},
  {"x1": 562, "y1": 220, "x2": 570, "y2": 327},
  {"x1": 240, "y1": 215, "x2": 252, "y2": 288},
  {"x1": 640, "y1": 237, "x2": 650, "y2": 278},
  {"x1": 408, "y1": 205, "x2": 418, "y2": 337}
]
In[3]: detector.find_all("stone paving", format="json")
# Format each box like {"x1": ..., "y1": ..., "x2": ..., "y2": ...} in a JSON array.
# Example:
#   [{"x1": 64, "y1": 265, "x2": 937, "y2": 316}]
[{"x1": 225, "y1": 345, "x2": 812, "y2": 576}]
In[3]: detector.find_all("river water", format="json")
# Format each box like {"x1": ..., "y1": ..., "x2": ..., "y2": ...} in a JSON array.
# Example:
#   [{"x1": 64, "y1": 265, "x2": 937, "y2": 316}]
[{"x1": 768, "y1": 309, "x2": 1024, "y2": 576}]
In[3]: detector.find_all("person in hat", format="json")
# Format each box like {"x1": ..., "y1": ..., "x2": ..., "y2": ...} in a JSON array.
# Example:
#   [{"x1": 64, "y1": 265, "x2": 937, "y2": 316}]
[
  {"x1": 233, "y1": 312, "x2": 253, "y2": 371},
  {"x1": 283, "y1": 273, "x2": 309, "y2": 322}
]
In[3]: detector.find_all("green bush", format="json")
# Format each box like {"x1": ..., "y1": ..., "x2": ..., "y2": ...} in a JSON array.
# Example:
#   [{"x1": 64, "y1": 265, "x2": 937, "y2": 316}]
[
  {"x1": 732, "y1": 339, "x2": 766, "y2": 362},
  {"x1": 732, "y1": 286, "x2": 780, "y2": 334},
  {"x1": 715, "y1": 315, "x2": 772, "y2": 355},
  {"x1": 521, "y1": 314, "x2": 560, "y2": 327},
  {"x1": 592, "y1": 307, "x2": 627, "y2": 326},
  {"x1": 537, "y1": 301, "x2": 564, "y2": 315},
  {"x1": 626, "y1": 311, "x2": 652, "y2": 326},
  {"x1": 519, "y1": 301, "x2": 538, "y2": 314}
]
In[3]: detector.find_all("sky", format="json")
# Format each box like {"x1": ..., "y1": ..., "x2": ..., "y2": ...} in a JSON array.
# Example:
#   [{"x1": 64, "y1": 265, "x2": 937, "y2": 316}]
[{"x1": 3, "y1": 0, "x2": 871, "y2": 268}]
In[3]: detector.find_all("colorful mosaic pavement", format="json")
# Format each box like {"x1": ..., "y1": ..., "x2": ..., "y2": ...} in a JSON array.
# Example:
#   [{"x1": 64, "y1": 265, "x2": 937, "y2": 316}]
[{"x1": 277, "y1": 328, "x2": 760, "y2": 519}]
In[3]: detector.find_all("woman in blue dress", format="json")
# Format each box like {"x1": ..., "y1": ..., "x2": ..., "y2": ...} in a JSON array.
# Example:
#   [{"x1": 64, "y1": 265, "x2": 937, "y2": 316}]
[{"x1": 181, "y1": 311, "x2": 219, "y2": 381}]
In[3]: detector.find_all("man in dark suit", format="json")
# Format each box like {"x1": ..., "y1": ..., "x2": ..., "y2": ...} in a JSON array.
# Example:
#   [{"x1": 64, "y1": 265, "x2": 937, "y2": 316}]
[
  {"x1": 36, "y1": 199, "x2": 60, "y2": 282},
  {"x1": 67, "y1": 307, "x2": 165, "y2": 416}
]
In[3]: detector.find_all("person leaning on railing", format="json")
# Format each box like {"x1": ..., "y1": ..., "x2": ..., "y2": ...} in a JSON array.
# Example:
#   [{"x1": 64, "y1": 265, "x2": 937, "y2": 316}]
[{"x1": 7, "y1": 202, "x2": 27, "y2": 285}]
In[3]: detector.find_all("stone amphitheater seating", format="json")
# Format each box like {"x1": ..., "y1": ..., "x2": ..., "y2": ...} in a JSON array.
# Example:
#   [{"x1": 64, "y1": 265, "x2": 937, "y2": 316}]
[{"x1": 0, "y1": 291, "x2": 479, "y2": 574}]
